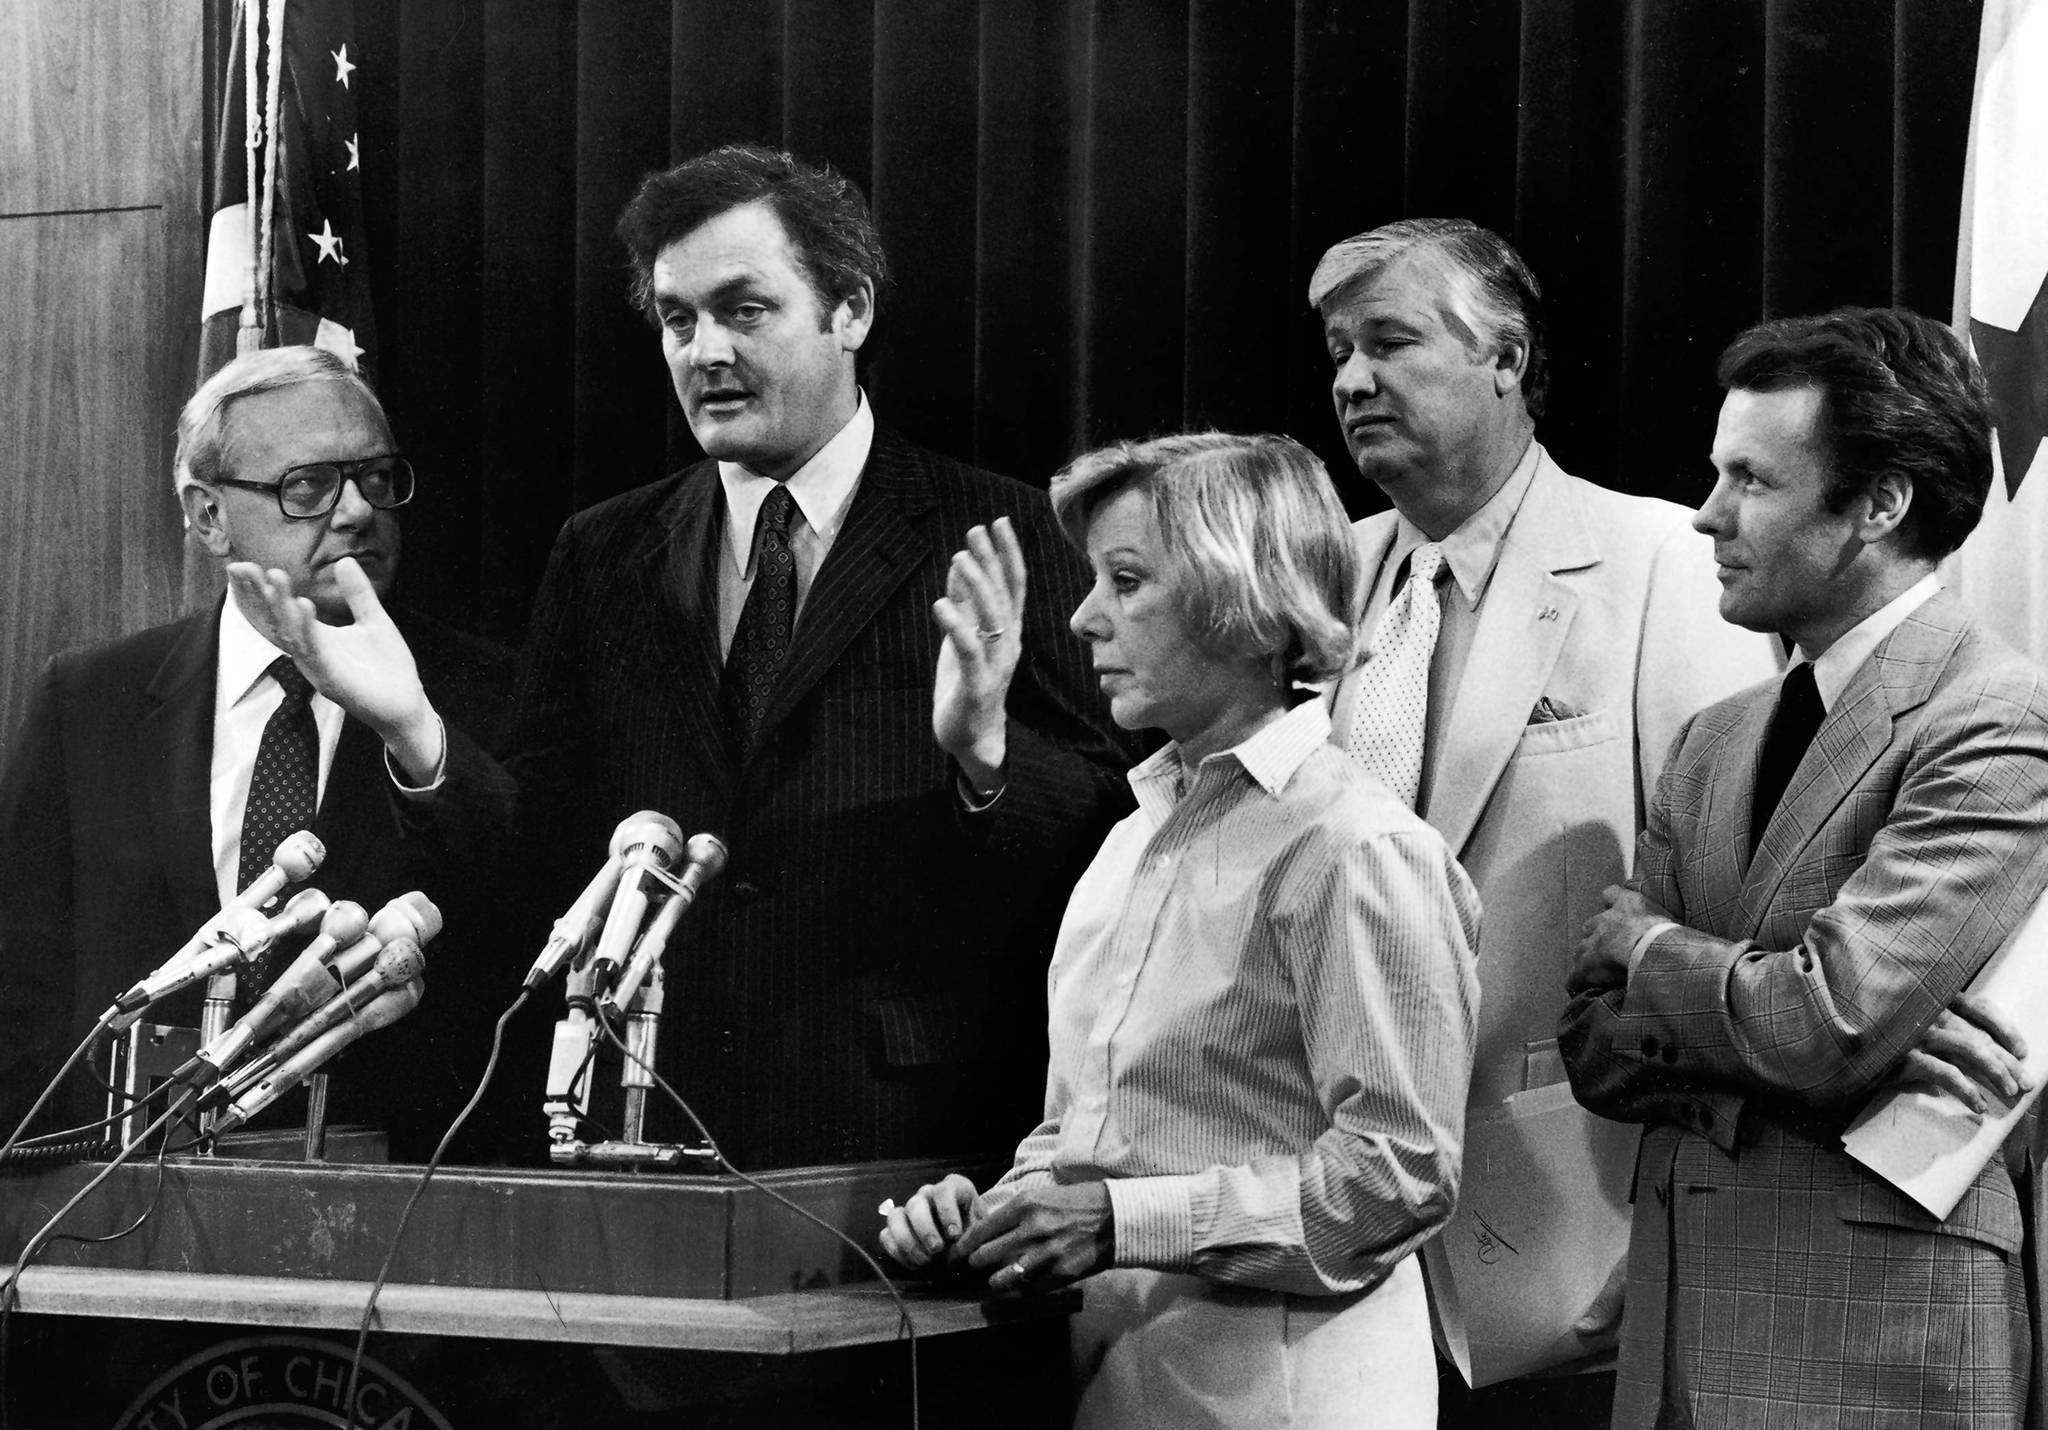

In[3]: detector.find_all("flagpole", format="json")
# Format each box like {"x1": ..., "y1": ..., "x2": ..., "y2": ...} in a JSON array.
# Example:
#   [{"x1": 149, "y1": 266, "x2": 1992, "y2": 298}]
[
  {"x1": 237, "y1": 0, "x2": 262, "y2": 354},
  {"x1": 254, "y1": 0, "x2": 290, "y2": 355}
]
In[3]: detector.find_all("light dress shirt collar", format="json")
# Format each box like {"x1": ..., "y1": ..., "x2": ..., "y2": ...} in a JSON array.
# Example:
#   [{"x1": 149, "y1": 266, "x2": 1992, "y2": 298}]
[
  {"x1": 220, "y1": 592, "x2": 308, "y2": 710},
  {"x1": 1383, "y1": 436, "x2": 1541, "y2": 606},
  {"x1": 1800, "y1": 571, "x2": 1942, "y2": 711},
  {"x1": 718, "y1": 391, "x2": 874, "y2": 580},
  {"x1": 1128, "y1": 698, "x2": 1333, "y2": 819}
]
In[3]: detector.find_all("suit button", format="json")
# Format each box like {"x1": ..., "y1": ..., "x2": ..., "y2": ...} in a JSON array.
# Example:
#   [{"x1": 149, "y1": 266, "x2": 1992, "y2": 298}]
[
  {"x1": 1641, "y1": 1036, "x2": 1661, "y2": 1059},
  {"x1": 1661, "y1": 1044, "x2": 1679, "y2": 1065},
  {"x1": 731, "y1": 878, "x2": 762, "y2": 903}
]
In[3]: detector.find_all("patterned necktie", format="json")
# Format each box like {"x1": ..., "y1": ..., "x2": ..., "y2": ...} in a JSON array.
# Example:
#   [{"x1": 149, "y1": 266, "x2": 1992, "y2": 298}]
[
  {"x1": 722, "y1": 482, "x2": 800, "y2": 751},
  {"x1": 1345, "y1": 543, "x2": 1447, "y2": 809},
  {"x1": 1750, "y1": 660, "x2": 1823, "y2": 856},
  {"x1": 236, "y1": 656, "x2": 318, "y2": 998}
]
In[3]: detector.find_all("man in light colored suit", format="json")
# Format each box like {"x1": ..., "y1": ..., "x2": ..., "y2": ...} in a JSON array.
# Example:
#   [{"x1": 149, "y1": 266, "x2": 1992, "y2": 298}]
[
  {"x1": 1562, "y1": 306, "x2": 2048, "y2": 1428},
  {"x1": 1312, "y1": 218, "x2": 1778, "y2": 1425}
]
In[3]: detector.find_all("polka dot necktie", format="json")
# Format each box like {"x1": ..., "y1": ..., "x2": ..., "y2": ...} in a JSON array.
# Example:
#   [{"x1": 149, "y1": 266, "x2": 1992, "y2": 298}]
[
  {"x1": 1346, "y1": 543, "x2": 1446, "y2": 809},
  {"x1": 235, "y1": 656, "x2": 318, "y2": 1000},
  {"x1": 722, "y1": 482, "x2": 799, "y2": 752}
]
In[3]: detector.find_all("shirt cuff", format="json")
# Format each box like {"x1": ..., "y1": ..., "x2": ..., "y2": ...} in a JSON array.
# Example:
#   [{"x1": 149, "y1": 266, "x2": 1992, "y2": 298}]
[
  {"x1": 1626, "y1": 920, "x2": 1678, "y2": 980},
  {"x1": 384, "y1": 711, "x2": 448, "y2": 799},
  {"x1": 1104, "y1": 1175, "x2": 1196, "y2": 1272}
]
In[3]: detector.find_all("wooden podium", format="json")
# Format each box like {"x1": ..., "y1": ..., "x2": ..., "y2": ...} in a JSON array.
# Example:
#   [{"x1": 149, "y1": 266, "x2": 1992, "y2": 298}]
[{"x1": 0, "y1": 1155, "x2": 1074, "y2": 1427}]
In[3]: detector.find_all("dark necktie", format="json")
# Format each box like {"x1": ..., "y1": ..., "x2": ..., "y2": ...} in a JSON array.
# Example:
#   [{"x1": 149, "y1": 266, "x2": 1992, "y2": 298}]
[
  {"x1": 236, "y1": 656, "x2": 319, "y2": 997},
  {"x1": 1750, "y1": 660, "x2": 1823, "y2": 856},
  {"x1": 722, "y1": 482, "x2": 799, "y2": 751}
]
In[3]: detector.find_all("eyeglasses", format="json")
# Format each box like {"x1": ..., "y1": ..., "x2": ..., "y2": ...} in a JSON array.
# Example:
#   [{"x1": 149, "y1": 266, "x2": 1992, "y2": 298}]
[{"x1": 210, "y1": 456, "x2": 417, "y2": 520}]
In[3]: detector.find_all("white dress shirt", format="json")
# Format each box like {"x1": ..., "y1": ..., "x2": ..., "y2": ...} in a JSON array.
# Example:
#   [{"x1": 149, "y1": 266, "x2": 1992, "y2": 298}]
[
  {"x1": 210, "y1": 596, "x2": 346, "y2": 908},
  {"x1": 715, "y1": 393, "x2": 874, "y2": 656}
]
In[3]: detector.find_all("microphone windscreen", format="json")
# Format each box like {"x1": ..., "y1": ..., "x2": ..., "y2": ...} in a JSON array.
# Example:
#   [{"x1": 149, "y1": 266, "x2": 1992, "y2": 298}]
[{"x1": 271, "y1": 830, "x2": 326, "y2": 883}]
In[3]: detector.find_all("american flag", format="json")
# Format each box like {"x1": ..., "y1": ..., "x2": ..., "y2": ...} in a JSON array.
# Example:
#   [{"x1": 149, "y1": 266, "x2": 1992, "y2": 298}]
[
  {"x1": 1954, "y1": 0, "x2": 2048, "y2": 659},
  {"x1": 198, "y1": 0, "x2": 377, "y2": 384}
]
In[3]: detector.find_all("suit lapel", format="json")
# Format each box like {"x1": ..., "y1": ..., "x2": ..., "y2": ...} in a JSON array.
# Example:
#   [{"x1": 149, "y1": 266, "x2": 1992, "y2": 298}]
[
  {"x1": 1739, "y1": 591, "x2": 1967, "y2": 925},
  {"x1": 142, "y1": 608, "x2": 227, "y2": 934},
  {"x1": 311, "y1": 719, "x2": 392, "y2": 894},
  {"x1": 1424, "y1": 456, "x2": 1597, "y2": 857},
  {"x1": 751, "y1": 428, "x2": 934, "y2": 747},
  {"x1": 634, "y1": 464, "x2": 734, "y2": 763}
]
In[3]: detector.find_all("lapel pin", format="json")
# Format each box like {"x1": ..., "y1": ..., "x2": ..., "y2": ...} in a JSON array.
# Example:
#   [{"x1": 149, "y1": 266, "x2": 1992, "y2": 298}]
[{"x1": 1537, "y1": 605, "x2": 1559, "y2": 622}]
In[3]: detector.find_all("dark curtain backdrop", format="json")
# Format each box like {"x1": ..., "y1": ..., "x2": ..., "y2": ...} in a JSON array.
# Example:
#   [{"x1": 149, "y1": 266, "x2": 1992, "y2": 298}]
[{"x1": 329, "y1": 0, "x2": 1981, "y2": 645}]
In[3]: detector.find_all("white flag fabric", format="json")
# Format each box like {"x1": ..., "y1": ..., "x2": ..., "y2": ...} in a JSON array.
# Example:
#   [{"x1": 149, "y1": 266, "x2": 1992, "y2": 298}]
[{"x1": 1953, "y1": 0, "x2": 2048, "y2": 660}]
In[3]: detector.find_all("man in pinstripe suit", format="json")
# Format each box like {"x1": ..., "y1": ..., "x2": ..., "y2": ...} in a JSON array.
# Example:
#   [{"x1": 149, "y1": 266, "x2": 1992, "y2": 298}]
[
  {"x1": 1562, "y1": 307, "x2": 2048, "y2": 1428},
  {"x1": 493, "y1": 145, "x2": 1127, "y2": 1173}
]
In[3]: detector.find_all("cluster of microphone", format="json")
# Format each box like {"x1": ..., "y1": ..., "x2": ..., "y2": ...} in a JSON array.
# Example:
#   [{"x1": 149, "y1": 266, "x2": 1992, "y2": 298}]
[
  {"x1": 94, "y1": 830, "x2": 440, "y2": 1140},
  {"x1": 531, "y1": 812, "x2": 727, "y2": 1152},
  {"x1": 525, "y1": 811, "x2": 727, "y2": 1006},
  {"x1": 24, "y1": 813, "x2": 728, "y2": 1165}
]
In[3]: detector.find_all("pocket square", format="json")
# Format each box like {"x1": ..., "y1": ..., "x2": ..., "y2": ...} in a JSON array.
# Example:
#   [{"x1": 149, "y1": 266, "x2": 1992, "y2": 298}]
[{"x1": 1529, "y1": 696, "x2": 1584, "y2": 724}]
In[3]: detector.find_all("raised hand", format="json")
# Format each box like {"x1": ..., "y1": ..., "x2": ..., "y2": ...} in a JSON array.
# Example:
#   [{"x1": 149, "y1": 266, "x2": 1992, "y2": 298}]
[
  {"x1": 931, "y1": 517, "x2": 1027, "y2": 794},
  {"x1": 226, "y1": 557, "x2": 444, "y2": 782}
]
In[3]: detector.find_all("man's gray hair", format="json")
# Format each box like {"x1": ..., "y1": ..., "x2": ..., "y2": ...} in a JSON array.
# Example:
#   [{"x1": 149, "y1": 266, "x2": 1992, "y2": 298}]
[
  {"x1": 1308, "y1": 217, "x2": 1550, "y2": 420},
  {"x1": 174, "y1": 346, "x2": 386, "y2": 496}
]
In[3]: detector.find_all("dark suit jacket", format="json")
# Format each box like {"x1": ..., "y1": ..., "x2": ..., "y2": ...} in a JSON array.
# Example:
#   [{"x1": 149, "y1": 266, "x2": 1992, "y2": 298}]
[
  {"x1": 498, "y1": 423, "x2": 1129, "y2": 1169},
  {"x1": 1561, "y1": 590, "x2": 2048, "y2": 1428},
  {"x1": 0, "y1": 600, "x2": 515, "y2": 1158}
]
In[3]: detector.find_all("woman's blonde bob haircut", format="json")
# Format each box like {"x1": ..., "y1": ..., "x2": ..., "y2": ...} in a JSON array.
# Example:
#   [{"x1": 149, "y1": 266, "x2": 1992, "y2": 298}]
[{"x1": 1050, "y1": 431, "x2": 1365, "y2": 688}]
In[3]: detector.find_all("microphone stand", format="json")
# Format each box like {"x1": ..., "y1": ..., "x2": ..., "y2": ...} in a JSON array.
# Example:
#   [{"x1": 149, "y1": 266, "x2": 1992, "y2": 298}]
[
  {"x1": 197, "y1": 969, "x2": 237, "y2": 1148},
  {"x1": 545, "y1": 874, "x2": 715, "y2": 1171}
]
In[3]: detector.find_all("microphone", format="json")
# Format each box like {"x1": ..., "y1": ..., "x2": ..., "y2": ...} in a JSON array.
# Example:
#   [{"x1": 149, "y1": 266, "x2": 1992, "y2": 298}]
[
  {"x1": 368, "y1": 891, "x2": 442, "y2": 950},
  {"x1": 211, "y1": 980, "x2": 423, "y2": 1135},
  {"x1": 232, "y1": 830, "x2": 327, "y2": 915},
  {"x1": 176, "y1": 899, "x2": 370, "y2": 1087},
  {"x1": 300, "y1": 893, "x2": 439, "y2": 996},
  {"x1": 212, "y1": 934, "x2": 431, "y2": 1104},
  {"x1": 587, "y1": 814, "x2": 683, "y2": 991},
  {"x1": 523, "y1": 812, "x2": 681, "y2": 991},
  {"x1": 105, "y1": 894, "x2": 326, "y2": 1024},
  {"x1": 600, "y1": 834, "x2": 727, "y2": 1015},
  {"x1": 109, "y1": 832, "x2": 326, "y2": 1031},
  {"x1": 257, "y1": 936, "x2": 428, "y2": 1068}
]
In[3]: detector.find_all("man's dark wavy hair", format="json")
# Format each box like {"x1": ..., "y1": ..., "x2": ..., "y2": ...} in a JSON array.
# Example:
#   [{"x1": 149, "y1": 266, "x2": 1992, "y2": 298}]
[
  {"x1": 1716, "y1": 307, "x2": 1992, "y2": 561},
  {"x1": 616, "y1": 143, "x2": 891, "y2": 329}
]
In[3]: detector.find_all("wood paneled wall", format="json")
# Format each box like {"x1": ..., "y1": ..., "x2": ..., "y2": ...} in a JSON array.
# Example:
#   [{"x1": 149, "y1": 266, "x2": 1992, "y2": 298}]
[{"x1": 0, "y1": 2, "x2": 206, "y2": 761}]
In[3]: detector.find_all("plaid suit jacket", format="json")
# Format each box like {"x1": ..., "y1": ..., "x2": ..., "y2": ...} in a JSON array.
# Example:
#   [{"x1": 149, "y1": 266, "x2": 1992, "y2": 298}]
[
  {"x1": 1562, "y1": 589, "x2": 2048, "y2": 1428},
  {"x1": 496, "y1": 423, "x2": 1130, "y2": 1170}
]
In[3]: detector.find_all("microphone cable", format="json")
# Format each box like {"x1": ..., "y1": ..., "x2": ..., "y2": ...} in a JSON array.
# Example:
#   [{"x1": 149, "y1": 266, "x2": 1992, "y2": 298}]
[
  {"x1": 343, "y1": 986, "x2": 531, "y2": 1420},
  {"x1": 0, "y1": 1015, "x2": 115, "y2": 1168},
  {"x1": 0, "y1": 1083, "x2": 200, "y2": 1430},
  {"x1": 594, "y1": 1017, "x2": 927, "y2": 1430}
]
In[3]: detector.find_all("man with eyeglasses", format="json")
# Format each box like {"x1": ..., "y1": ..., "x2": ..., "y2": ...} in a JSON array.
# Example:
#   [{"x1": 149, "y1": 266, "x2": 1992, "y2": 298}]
[{"x1": 0, "y1": 346, "x2": 516, "y2": 1156}]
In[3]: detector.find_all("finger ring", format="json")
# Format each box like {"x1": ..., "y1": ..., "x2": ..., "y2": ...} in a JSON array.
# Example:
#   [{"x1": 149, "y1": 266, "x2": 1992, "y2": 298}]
[
  {"x1": 978, "y1": 626, "x2": 1006, "y2": 642},
  {"x1": 876, "y1": 1198, "x2": 897, "y2": 1219},
  {"x1": 1009, "y1": 1260, "x2": 1028, "y2": 1280}
]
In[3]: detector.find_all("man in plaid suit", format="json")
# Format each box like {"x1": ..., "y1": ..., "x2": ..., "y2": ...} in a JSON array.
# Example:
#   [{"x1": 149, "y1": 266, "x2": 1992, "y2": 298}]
[{"x1": 1561, "y1": 306, "x2": 2048, "y2": 1428}]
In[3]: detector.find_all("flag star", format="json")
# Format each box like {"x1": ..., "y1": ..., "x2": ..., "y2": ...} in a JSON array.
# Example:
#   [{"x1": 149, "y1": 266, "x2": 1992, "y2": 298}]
[
  {"x1": 332, "y1": 43, "x2": 356, "y2": 88},
  {"x1": 345, "y1": 134, "x2": 360, "y2": 171},
  {"x1": 309, "y1": 219, "x2": 346, "y2": 265},
  {"x1": 325, "y1": 325, "x2": 365, "y2": 368}
]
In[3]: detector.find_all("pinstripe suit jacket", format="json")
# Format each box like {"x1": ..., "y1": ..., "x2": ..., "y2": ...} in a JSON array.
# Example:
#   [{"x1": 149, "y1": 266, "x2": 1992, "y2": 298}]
[
  {"x1": 499, "y1": 424, "x2": 1129, "y2": 1169},
  {"x1": 1561, "y1": 589, "x2": 2048, "y2": 1428}
]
